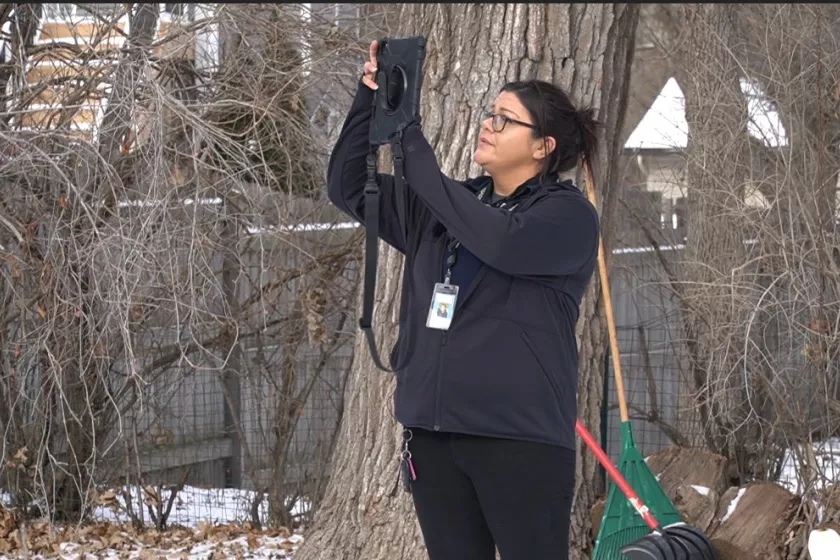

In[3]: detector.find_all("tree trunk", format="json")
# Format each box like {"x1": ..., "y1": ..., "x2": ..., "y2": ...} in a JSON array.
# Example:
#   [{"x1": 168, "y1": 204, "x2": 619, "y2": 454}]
[
  {"x1": 642, "y1": 4, "x2": 765, "y2": 466},
  {"x1": 666, "y1": 4, "x2": 750, "y2": 458},
  {"x1": 98, "y1": 3, "x2": 159, "y2": 166},
  {"x1": 295, "y1": 4, "x2": 638, "y2": 559}
]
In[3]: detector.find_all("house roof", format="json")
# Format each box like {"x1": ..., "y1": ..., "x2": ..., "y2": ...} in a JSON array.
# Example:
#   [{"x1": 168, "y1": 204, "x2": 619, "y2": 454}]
[{"x1": 624, "y1": 77, "x2": 787, "y2": 150}]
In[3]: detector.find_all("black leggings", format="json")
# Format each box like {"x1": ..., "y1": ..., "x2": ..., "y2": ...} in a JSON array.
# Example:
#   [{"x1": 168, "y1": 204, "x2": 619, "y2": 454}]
[{"x1": 406, "y1": 428, "x2": 576, "y2": 560}]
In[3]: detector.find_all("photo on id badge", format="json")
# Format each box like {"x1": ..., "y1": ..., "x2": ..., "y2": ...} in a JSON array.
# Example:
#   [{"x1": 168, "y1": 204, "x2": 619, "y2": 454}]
[{"x1": 427, "y1": 283, "x2": 459, "y2": 330}]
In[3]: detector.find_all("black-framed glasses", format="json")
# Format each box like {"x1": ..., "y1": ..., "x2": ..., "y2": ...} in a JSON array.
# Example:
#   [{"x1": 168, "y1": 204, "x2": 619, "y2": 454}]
[{"x1": 481, "y1": 110, "x2": 537, "y2": 133}]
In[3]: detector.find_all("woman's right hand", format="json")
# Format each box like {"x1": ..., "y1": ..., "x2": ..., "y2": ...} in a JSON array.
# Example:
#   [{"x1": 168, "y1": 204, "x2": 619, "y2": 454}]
[{"x1": 362, "y1": 40, "x2": 379, "y2": 90}]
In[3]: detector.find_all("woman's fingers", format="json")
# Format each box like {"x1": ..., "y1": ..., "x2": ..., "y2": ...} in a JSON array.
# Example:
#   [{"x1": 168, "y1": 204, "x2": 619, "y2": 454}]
[
  {"x1": 362, "y1": 63, "x2": 378, "y2": 90},
  {"x1": 362, "y1": 40, "x2": 379, "y2": 90}
]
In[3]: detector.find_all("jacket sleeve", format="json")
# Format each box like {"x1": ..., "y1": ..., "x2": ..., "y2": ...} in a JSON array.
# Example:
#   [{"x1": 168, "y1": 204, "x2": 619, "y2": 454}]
[
  {"x1": 398, "y1": 124, "x2": 599, "y2": 277},
  {"x1": 327, "y1": 81, "x2": 417, "y2": 254}
]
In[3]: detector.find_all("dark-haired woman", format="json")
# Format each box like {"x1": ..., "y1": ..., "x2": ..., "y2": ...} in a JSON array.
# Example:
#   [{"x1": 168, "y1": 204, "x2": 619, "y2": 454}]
[{"x1": 327, "y1": 40, "x2": 600, "y2": 560}]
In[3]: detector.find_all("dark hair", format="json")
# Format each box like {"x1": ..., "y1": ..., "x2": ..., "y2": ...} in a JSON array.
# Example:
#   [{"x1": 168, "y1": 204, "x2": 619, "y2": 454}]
[{"x1": 499, "y1": 80, "x2": 599, "y2": 179}]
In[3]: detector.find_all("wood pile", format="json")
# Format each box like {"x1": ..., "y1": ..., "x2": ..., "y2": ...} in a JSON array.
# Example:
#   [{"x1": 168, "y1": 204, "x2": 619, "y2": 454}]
[{"x1": 590, "y1": 446, "x2": 827, "y2": 559}]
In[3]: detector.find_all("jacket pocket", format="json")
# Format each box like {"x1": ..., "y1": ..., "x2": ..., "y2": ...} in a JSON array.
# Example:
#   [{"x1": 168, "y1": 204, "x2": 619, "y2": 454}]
[{"x1": 520, "y1": 331, "x2": 564, "y2": 403}]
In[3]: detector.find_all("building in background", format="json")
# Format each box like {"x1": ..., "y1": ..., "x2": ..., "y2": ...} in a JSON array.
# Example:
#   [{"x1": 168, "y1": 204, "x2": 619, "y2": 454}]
[{"x1": 8, "y1": 3, "x2": 218, "y2": 143}]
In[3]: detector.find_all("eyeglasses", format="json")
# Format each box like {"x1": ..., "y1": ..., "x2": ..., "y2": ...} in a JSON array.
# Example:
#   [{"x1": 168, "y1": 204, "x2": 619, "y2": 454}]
[{"x1": 481, "y1": 110, "x2": 538, "y2": 133}]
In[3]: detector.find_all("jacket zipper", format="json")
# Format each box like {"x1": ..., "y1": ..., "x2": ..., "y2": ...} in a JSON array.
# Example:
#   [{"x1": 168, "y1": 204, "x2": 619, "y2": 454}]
[{"x1": 434, "y1": 331, "x2": 447, "y2": 431}]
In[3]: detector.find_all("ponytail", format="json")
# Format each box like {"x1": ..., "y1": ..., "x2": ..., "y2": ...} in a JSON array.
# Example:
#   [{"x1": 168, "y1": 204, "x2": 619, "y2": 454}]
[{"x1": 574, "y1": 106, "x2": 599, "y2": 169}]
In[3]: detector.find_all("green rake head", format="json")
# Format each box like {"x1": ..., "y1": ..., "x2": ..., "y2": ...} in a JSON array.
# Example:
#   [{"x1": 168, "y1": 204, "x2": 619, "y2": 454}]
[{"x1": 592, "y1": 424, "x2": 683, "y2": 559}]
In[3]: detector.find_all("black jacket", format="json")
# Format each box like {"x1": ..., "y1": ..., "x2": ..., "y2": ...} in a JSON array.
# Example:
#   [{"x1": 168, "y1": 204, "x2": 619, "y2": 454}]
[{"x1": 328, "y1": 83, "x2": 599, "y2": 450}]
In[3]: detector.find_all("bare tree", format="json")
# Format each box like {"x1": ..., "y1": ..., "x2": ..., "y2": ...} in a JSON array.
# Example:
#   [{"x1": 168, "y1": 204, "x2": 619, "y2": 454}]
[
  {"x1": 624, "y1": 4, "x2": 840, "y2": 500},
  {"x1": 294, "y1": 4, "x2": 639, "y2": 559},
  {"x1": 0, "y1": 2, "x2": 366, "y2": 526}
]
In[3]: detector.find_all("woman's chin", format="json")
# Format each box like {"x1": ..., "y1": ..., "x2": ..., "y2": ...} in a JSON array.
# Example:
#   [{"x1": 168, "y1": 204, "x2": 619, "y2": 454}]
[{"x1": 473, "y1": 150, "x2": 491, "y2": 169}]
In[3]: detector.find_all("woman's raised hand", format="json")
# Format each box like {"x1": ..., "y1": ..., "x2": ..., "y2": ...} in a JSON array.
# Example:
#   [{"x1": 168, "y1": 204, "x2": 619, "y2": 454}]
[{"x1": 362, "y1": 40, "x2": 379, "y2": 90}]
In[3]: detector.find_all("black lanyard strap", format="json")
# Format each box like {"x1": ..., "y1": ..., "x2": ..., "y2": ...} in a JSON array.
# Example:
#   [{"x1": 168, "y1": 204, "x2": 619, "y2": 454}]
[{"x1": 360, "y1": 127, "x2": 409, "y2": 372}]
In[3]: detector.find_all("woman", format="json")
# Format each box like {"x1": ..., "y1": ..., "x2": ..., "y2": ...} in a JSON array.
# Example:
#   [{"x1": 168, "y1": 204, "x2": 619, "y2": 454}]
[{"x1": 327, "y1": 40, "x2": 600, "y2": 560}]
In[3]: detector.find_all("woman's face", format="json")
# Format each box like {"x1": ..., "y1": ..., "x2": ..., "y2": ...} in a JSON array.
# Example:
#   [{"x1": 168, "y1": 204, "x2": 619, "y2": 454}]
[{"x1": 473, "y1": 91, "x2": 549, "y2": 175}]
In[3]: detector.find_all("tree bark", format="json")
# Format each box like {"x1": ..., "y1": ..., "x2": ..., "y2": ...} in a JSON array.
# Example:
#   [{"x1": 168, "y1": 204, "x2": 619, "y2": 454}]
[{"x1": 295, "y1": 4, "x2": 638, "y2": 559}]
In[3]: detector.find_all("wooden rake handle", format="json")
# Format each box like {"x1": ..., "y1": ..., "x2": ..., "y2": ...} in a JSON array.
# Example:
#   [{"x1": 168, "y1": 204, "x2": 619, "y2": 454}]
[{"x1": 583, "y1": 162, "x2": 629, "y2": 423}]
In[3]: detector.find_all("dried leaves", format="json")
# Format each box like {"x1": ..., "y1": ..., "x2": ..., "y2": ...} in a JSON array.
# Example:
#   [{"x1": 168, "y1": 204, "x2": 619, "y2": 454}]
[
  {"x1": 0, "y1": 509, "x2": 304, "y2": 559},
  {"x1": 303, "y1": 285, "x2": 328, "y2": 347}
]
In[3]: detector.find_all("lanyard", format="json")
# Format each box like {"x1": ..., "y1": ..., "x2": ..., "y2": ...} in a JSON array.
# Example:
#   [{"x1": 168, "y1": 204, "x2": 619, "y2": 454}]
[{"x1": 442, "y1": 184, "x2": 527, "y2": 285}]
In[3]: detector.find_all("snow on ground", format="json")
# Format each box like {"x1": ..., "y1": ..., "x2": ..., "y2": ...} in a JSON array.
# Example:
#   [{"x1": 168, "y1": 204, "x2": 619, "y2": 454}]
[
  {"x1": 3, "y1": 437, "x2": 838, "y2": 558},
  {"x1": 87, "y1": 485, "x2": 309, "y2": 528},
  {"x1": 0, "y1": 486, "x2": 309, "y2": 559},
  {"x1": 710, "y1": 438, "x2": 840, "y2": 528},
  {"x1": 778, "y1": 438, "x2": 840, "y2": 495}
]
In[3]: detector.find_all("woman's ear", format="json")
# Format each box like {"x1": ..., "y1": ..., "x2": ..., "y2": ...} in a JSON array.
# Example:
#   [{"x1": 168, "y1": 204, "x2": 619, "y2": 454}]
[{"x1": 534, "y1": 136, "x2": 557, "y2": 161}]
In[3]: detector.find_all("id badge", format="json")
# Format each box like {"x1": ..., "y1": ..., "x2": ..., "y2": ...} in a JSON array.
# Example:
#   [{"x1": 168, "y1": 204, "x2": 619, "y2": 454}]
[{"x1": 426, "y1": 283, "x2": 459, "y2": 330}]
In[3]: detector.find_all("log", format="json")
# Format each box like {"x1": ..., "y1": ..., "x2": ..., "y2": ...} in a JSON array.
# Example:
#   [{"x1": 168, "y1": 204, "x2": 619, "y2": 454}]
[
  {"x1": 817, "y1": 485, "x2": 840, "y2": 523},
  {"x1": 710, "y1": 538, "x2": 759, "y2": 560},
  {"x1": 709, "y1": 482, "x2": 800, "y2": 560},
  {"x1": 644, "y1": 446, "x2": 729, "y2": 499},
  {"x1": 673, "y1": 484, "x2": 718, "y2": 533}
]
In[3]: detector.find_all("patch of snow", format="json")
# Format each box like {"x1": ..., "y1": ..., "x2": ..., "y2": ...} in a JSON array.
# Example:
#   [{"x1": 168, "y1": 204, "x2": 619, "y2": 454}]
[
  {"x1": 247, "y1": 221, "x2": 359, "y2": 235},
  {"x1": 116, "y1": 197, "x2": 223, "y2": 208},
  {"x1": 691, "y1": 485, "x2": 710, "y2": 497},
  {"x1": 741, "y1": 79, "x2": 787, "y2": 148},
  {"x1": 779, "y1": 438, "x2": 840, "y2": 495},
  {"x1": 721, "y1": 487, "x2": 746, "y2": 523},
  {"x1": 809, "y1": 527, "x2": 840, "y2": 560},
  {"x1": 88, "y1": 484, "x2": 310, "y2": 528},
  {"x1": 1, "y1": 485, "x2": 311, "y2": 559}
]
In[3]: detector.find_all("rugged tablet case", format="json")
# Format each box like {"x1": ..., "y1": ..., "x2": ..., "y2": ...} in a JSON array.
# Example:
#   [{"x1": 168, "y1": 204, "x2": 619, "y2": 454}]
[{"x1": 369, "y1": 35, "x2": 427, "y2": 146}]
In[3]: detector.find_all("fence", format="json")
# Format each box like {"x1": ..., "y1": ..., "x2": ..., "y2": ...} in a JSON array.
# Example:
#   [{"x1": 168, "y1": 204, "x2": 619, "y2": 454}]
[
  {"x1": 0, "y1": 223, "x2": 710, "y2": 529},
  {"x1": 0, "y1": 195, "x2": 363, "y2": 528},
  {"x1": 600, "y1": 236, "x2": 840, "y2": 499},
  {"x1": 112, "y1": 233, "x2": 702, "y2": 528},
  {"x1": 6, "y1": 208, "x2": 823, "y2": 529},
  {"x1": 601, "y1": 245, "x2": 706, "y2": 464},
  {"x1": 101, "y1": 213, "x2": 362, "y2": 528}
]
